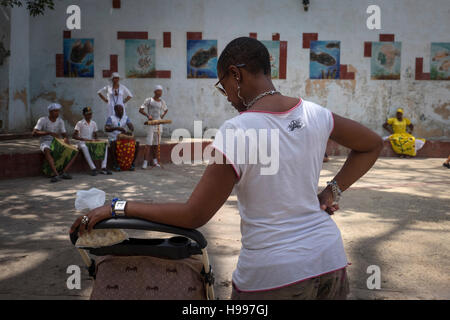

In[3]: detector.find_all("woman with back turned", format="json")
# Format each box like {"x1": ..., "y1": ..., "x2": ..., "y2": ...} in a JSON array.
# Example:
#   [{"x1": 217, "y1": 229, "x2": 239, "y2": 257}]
[{"x1": 71, "y1": 37, "x2": 383, "y2": 300}]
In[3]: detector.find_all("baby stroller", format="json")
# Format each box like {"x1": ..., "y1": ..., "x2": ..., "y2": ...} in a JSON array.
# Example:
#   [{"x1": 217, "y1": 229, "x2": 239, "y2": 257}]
[{"x1": 70, "y1": 217, "x2": 214, "y2": 300}]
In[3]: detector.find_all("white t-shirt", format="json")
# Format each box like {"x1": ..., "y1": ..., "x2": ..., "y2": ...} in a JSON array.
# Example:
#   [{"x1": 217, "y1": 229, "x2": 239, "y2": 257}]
[
  {"x1": 140, "y1": 97, "x2": 168, "y2": 121},
  {"x1": 74, "y1": 119, "x2": 98, "y2": 140},
  {"x1": 105, "y1": 115, "x2": 131, "y2": 141},
  {"x1": 211, "y1": 99, "x2": 348, "y2": 292},
  {"x1": 34, "y1": 116, "x2": 66, "y2": 145},
  {"x1": 97, "y1": 84, "x2": 133, "y2": 117},
  {"x1": 74, "y1": 119, "x2": 98, "y2": 146}
]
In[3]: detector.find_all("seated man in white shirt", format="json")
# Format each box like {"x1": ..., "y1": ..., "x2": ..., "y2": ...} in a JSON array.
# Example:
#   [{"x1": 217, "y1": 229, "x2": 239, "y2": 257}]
[
  {"x1": 104, "y1": 104, "x2": 139, "y2": 171},
  {"x1": 32, "y1": 103, "x2": 78, "y2": 182},
  {"x1": 73, "y1": 107, "x2": 112, "y2": 176}
]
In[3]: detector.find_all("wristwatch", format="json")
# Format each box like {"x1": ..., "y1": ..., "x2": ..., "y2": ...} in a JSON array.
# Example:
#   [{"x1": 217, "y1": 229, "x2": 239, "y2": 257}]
[{"x1": 112, "y1": 199, "x2": 127, "y2": 217}]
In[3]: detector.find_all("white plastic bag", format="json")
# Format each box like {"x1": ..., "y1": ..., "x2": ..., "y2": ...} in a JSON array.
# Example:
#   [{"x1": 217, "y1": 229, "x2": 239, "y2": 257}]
[{"x1": 75, "y1": 188, "x2": 106, "y2": 211}]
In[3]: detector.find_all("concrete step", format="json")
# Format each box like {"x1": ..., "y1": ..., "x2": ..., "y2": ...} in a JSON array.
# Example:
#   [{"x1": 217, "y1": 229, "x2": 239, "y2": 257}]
[
  {"x1": 0, "y1": 138, "x2": 448, "y2": 180},
  {"x1": 327, "y1": 139, "x2": 450, "y2": 158},
  {"x1": 0, "y1": 138, "x2": 211, "y2": 180}
]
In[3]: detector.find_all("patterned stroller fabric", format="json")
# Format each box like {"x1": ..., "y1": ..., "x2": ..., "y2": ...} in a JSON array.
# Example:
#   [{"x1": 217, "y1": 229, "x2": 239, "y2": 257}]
[
  {"x1": 90, "y1": 255, "x2": 207, "y2": 300},
  {"x1": 116, "y1": 138, "x2": 136, "y2": 171}
]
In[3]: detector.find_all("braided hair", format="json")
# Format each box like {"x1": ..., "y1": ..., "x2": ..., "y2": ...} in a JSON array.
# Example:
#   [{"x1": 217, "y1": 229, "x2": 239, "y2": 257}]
[{"x1": 217, "y1": 37, "x2": 271, "y2": 76}]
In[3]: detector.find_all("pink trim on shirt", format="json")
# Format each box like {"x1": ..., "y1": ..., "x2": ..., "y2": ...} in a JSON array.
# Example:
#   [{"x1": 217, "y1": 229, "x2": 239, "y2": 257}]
[
  {"x1": 232, "y1": 264, "x2": 350, "y2": 293},
  {"x1": 211, "y1": 146, "x2": 241, "y2": 180},
  {"x1": 240, "y1": 98, "x2": 303, "y2": 115},
  {"x1": 330, "y1": 112, "x2": 335, "y2": 136}
]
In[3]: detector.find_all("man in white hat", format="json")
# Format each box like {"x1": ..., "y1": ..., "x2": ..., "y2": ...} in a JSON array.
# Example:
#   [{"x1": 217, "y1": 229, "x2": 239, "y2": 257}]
[
  {"x1": 32, "y1": 103, "x2": 78, "y2": 182},
  {"x1": 97, "y1": 72, "x2": 133, "y2": 118},
  {"x1": 139, "y1": 85, "x2": 168, "y2": 168}
]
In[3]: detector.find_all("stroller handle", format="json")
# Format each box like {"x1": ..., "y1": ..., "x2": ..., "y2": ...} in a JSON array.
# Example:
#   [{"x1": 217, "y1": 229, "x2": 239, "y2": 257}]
[{"x1": 70, "y1": 217, "x2": 207, "y2": 249}]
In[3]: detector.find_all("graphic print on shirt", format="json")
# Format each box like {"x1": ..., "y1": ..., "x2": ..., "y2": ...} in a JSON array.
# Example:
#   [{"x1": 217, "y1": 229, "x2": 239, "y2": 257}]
[{"x1": 287, "y1": 118, "x2": 305, "y2": 132}]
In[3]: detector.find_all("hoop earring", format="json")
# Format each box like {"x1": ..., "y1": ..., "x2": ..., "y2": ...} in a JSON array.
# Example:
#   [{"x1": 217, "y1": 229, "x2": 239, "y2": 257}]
[{"x1": 237, "y1": 81, "x2": 249, "y2": 108}]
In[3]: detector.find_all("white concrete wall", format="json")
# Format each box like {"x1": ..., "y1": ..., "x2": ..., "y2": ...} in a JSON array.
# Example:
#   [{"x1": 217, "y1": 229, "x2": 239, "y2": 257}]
[
  {"x1": 0, "y1": 6, "x2": 11, "y2": 132},
  {"x1": 8, "y1": 7, "x2": 31, "y2": 132},
  {"x1": 5, "y1": 0, "x2": 450, "y2": 138}
]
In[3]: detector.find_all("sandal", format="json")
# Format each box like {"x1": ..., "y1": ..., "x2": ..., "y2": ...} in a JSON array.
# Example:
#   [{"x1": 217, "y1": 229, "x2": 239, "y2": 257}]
[
  {"x1": 100, "y1": 168, "x2": 113, "y2": 175},
  {"x1": 59, "y1": 172, "x2": 72, "y2": 180}
]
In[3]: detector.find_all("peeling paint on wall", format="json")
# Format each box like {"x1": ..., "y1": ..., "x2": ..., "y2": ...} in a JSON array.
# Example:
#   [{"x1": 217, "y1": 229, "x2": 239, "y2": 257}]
[
  {"x1": 0, "y1": 88, "x2": 9, "y2": 131},
  {"x1": 3, "y1": 0, "x2": 445, "y2": 140},
  {"x1": 433, "y1": 102, "x2": 450, "y2": 120},
  {"x1": 0, "y1": 88, "x2": 8, "y2": 112},
  {"x1": 414, "y1": 125, "x2": 447, "y2": 139},
  {"x1": 0, "y1": 41, "x2": 10, "y2": 65},
  {"x1": 13, "y1": 88, "x2": 28, "y2": 111},
  {"x1": 305, "y1": 79, "x2": 330, "y2": 98}
]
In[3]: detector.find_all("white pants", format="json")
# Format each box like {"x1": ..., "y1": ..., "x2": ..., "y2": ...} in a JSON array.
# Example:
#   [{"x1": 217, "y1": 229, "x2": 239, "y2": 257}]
[
  {"x1": 78, "y1": 143, "x2": 108, "y2": 170},
  {"x1": 146, "y1": 125, "x2": 162, "y2": 146},
  {"x1": 40, "y1": 140, "x2": 52, "y2": 152}
]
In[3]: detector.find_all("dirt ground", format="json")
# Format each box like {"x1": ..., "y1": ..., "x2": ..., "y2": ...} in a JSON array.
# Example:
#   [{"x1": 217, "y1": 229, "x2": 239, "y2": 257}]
[{"x1": 0, "y1": 157, "x2": 448, "y2": 300}]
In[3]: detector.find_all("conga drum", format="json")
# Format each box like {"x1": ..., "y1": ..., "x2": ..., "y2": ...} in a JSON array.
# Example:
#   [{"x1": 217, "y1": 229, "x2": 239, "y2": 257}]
[
  {"x1": 116, "y1": 134, "x2": 136, "y2": 171},
  {"x1": 43, "y1": 138, "x2": 78, "y2": 176},
  {"x1": 86, "y1": 139, "x2": 108, "y2": 160}
]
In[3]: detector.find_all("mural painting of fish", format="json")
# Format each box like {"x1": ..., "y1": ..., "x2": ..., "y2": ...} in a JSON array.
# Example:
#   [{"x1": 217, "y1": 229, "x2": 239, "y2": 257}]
[
  {"x1": 190, "y1": 46, "x2": 217, "y2": 69},
  {"x1": 432, "y1": 50, "x2": 449, "y2": 61},
  {"x1": 370, "y1": 42, "x2": 401, "y2": 80},
  {"x1": 310, "y1": 51, "x2": 336, "y2": 66},
  {"x1": 63, "y1": 38, "x2": 94, "y2": 78},
  {"x1": 325, "y1": 42, "x2": 340, "y2": 49},
  {"x1": 137, "y1": 44, "x2": 151, "y2": 56},
  {"x1": 376, "y1": 43, "x2": 401, "y2": 71},
  {"x1": 430, "y1": 43, "x2": 450, "y2": 80},
  {"x1": 309, "y1": 41, "x2": 340, "y2": 79},
  {"x1": 70, "y1": 40, "x2": 93, "y2": 64},
  {"x1": 187, "y1": 40, "x2": 218, "y2": 78}
]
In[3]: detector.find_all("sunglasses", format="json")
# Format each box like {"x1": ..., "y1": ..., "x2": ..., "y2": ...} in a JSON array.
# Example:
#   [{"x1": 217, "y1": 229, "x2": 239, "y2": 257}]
[{"x1": 214, "y1": 64, "x2": 246, "y2": 97}]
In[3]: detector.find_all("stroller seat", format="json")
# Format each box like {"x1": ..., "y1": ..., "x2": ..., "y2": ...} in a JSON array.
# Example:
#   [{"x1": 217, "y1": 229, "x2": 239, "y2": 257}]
[{"x1": 70, "y1": 217, "x2": 214, "y2": 300}]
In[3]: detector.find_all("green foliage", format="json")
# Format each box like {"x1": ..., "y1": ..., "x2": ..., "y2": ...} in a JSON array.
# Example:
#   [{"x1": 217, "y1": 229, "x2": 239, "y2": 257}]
[{"x1": 0, "y1": 0, "x2": 55, "y2": 16}]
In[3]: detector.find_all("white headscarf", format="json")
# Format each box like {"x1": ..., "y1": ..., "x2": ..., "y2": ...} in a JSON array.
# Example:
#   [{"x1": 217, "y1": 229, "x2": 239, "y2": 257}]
[{"x1": 48, "y1": 103, "x2": 62, "y2": 111}]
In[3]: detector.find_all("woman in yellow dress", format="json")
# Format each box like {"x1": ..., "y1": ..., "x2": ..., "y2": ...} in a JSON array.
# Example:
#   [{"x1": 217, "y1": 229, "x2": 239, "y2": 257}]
[{"x1": 382, "y1": 108, "x2": 426, "y2": 157}]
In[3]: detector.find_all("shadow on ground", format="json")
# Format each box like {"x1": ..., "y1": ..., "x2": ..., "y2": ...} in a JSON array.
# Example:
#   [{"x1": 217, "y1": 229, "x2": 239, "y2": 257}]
[{"x1": 0, "y1": 158, "x2": 449, "y2": 299}]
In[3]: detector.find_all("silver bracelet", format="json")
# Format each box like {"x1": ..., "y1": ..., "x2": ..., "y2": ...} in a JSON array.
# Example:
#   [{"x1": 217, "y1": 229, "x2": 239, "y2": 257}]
[{"x1": 326, "y1": 180, "x2": 342, "y2": 203}]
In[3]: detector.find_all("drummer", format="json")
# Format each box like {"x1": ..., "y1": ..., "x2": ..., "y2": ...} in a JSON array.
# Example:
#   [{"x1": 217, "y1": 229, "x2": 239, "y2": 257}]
[
  {"x1": 139, "y1": 85, "x2": 168, "y2": 168},
  {"x1": 73, "y1": 107, "x2": 112, "y2": 176},
  {"x1": 97, "y1": 72, "x2": 133, "y2": 118},
  {"x1": 105, "y1": 104, "x2": 140, "y2": 171},
  {"x1": 32, "y1": 103, "x2": 77, "y2": 182}
]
